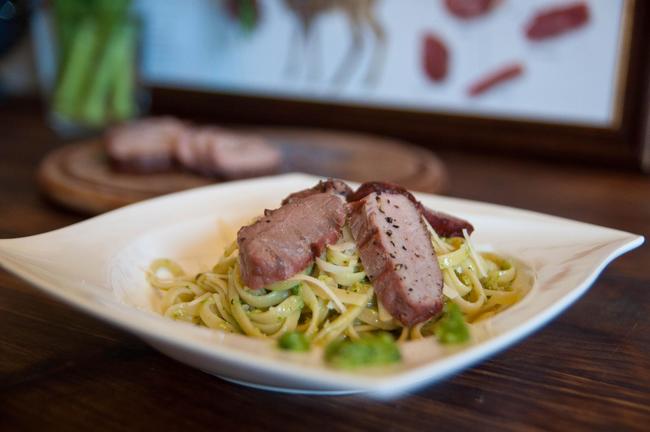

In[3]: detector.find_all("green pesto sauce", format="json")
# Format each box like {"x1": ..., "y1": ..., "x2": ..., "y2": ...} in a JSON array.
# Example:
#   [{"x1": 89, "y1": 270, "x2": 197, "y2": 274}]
[
  {"x1": 325, "y1": 332, "x2": 401, "y2": 369},
  {"x1": 435, "y1": 303, "x2": 470, "y2": 344},
  {"x1": 278, "y1": 331, "x2": 311, "y2": 352}
]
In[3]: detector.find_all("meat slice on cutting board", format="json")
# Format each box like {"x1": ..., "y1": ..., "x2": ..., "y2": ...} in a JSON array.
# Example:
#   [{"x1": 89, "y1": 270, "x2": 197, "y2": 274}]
[
  {"x1": 176, "y1": 128, "x2": 281, "y2": 179},
  {"x1": 106, "y1": 117, "x2": 189, "y2": 172},
  {"x1": 237, "y1": 193, "x2": 346, "y2": 290},
  {"x1": 349, "y1": 192, "x2": 444, "y2": 326}
]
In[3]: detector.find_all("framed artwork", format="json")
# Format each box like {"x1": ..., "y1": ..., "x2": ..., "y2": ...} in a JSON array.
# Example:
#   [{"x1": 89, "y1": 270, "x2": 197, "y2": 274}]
[{"x1": 138, "y1": 0, "x2": 650, "y2": 170}]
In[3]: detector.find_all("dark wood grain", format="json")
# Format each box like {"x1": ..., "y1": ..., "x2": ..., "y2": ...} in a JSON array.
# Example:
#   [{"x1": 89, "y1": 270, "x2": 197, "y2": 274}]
[{"x1": 1, "y1": 100, "x2": 649, "y2": 431}]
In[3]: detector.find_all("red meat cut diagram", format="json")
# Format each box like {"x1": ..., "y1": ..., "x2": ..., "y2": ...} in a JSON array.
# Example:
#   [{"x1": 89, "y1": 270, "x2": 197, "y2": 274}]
[
  {"x1": 422, "y1": 1, "x2": 591, "y2": 97},
  {"x1": 467, "y1": 63, "x2": 524, "y2": 97},
  {"x1": 444, "y1": 0, "x2": 501, "y2": 19},
  {"x1": 525, "y1": 2, "x2": 590, "y2": 41},
  {"x1": 422, "y1": 33, "x2": 449, "y2": 82}
]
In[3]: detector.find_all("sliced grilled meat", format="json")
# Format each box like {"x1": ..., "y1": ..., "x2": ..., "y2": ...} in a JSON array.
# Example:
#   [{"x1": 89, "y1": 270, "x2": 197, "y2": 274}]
[
  {"x1": 349, "y1": 192, "x2": 444, "y2": 326},
  {"x1": 176, "y1": 128, "x2": 281, "y2": 179},
  {"x1": 348, "y1": 181, "x2": 473, "y2": 238},
  {"x1": 281, "y1": 179, "x2": 353, "y2": 205},
  {"x1": 238, "y1": 193, "x2": 346, "y2": 289},
  {"x1": 106, "y1": 117, "x2": 188, "y2": 172}
]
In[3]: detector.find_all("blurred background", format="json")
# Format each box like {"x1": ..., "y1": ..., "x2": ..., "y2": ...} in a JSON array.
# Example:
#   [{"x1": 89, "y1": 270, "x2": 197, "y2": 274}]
[
  {"x1": 0, "y1": 0, "x2": 648, "y2": 214},
  {"x1": 0, "y1": 1, "x2": 637, "y2": 120}
]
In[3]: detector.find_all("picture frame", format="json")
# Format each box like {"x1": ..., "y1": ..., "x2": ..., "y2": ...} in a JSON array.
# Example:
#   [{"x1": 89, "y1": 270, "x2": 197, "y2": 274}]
[{"x1": 146, "y1": 0, "x2": 650, "y2": 170}]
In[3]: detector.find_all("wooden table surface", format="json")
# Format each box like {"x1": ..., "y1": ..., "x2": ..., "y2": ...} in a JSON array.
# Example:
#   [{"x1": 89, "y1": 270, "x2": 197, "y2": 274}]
[{"x1": 1, "y1": 101, "x2": 649, "y2": 431}]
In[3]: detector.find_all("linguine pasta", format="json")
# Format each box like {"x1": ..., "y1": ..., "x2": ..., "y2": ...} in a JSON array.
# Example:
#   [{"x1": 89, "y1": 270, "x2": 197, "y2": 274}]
[{"x1": 147, "y1": 221, "x2": 527, "y2": 344}]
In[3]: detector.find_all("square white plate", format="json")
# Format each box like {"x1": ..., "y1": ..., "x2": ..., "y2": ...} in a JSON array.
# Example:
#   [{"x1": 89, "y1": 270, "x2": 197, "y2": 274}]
[{"x1": 0, "y1": 174, "x2": 643, "y2": 398}]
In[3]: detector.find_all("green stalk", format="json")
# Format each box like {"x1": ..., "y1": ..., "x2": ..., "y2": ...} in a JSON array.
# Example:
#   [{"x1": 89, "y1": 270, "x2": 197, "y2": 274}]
[
  {"x1": 54, "y1": 0, "x2": 84, "y2": 65},
  {"x1": 52, "y1": 18, "x2": 99, "y2": 120},
  {"x1": 240, "y1": 0, "x2": 256, "y2": 32},
  {"x1": 52, "y1": 0, "x2": 135, "y2": 125},
  {"x1": 81, "y1": 21, "x2": 131, "y2": 125},
  {"x1": 110, "y1": 21, "x2": 137, "y2": 121}
]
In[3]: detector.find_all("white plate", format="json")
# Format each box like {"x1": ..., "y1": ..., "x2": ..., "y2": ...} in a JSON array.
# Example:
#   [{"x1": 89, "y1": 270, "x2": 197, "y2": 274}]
[{"x1": 0, "y1": 174, "x2": 643, "y2": 398}]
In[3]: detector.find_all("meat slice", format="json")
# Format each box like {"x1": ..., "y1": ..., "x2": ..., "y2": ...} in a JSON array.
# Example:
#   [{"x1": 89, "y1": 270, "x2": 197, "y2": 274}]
[
  {"x1": 525, "y1": 2, "x2": 589, "y2": 41},
  {"x1": 105, "y1": 117, "x2": 188, "y2": 172},
  {"x1": 349, "y1": 192, "x2": 443, "y2": 326},
  {"x1": 467, "y1": 63, "x2": 524, "y2": 97},
  {"x1": 348, "y1": 181, "x2": 418, "y2": 204},
  {"x1": 176, "y1": 128, "x2": 281, "y2": 179},
  {"x1": 348, "y1": 181, "x2": 473, "y2": 238},
  {"x1": 444, "y1": 0, "x2": 501, "y2": 19},
  {"x1": 238, "y1": 193, "x2": 346, "y2": 289},
  {"x1": 422, "y1": 33, "x2": 449, "y2": 83},
  {"x1": 281, "y1": 179, "x2": 353, "y2": 205},
  {"x1": 422, "y1": 209, "x2": 474, "y2": 239}
]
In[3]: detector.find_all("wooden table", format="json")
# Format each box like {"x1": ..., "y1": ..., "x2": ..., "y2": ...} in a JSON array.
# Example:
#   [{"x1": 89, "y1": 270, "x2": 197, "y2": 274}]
[{"x1": 1, "y1": 100, "x2": 649, "y2": 431}]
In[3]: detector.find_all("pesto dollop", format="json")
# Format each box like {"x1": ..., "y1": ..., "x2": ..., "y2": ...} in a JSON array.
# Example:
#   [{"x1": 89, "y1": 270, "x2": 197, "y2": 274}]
[
  {"x1": 278, "y1": 331, "x2": 311, "y2": 352},
  {"x1": 435, "y1": 303, "x2": 470, "y2": 344},
  {"x1": 325, "y1": 332, "x2": 401, "y2": 369}
]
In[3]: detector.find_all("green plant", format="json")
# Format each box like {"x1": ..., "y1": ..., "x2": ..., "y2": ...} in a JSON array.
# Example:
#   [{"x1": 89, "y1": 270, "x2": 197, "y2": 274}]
[{"x1": 52, "y1": 0, "x2": 137, "y2": 126}]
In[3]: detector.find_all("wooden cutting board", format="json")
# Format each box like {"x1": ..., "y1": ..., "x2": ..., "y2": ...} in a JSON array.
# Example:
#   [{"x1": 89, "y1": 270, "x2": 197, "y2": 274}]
[{"x1": 38, "y1": 128, "x2": 447, "y2": 215}]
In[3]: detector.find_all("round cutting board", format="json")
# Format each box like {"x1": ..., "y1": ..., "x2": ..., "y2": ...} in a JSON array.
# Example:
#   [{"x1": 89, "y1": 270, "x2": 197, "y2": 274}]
[{"x1": 38, "y1": 128, "x2": 447, "y2": 215}]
